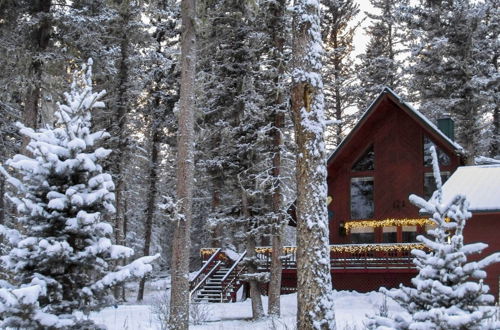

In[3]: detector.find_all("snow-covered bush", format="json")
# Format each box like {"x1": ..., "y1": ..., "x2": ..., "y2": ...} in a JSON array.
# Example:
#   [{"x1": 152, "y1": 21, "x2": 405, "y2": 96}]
[
  {"x1": 369, "y1": 146, "x2": 500, "y2": 330},
  {"x1": 0, "y1": 60, "x2": 158, "y2": 329}
]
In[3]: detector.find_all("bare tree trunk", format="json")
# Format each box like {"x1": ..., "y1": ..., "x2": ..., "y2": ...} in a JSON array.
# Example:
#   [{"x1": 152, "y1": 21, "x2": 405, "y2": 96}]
[
  {"x1": 268, "y1": 111, "x2": 284, "y2": 317},
  {"x1": 21, "y1": 0, "x2": 52, "y2": 154},
  {"x1": 490, "y1": 55, "x2": 499, "y2": 158},
  {"x1": 492, "y1": 103, "x2": 500, "y2": 157},
  {"x1": 0, "y1": 176, "x2": 4, "y2": 225},
  {"x1": 112, "y1": 0, "x2": 131, "y2": 301},
  {"x1": 137, "y1": 127, "x2": 160, "y2": 301},
  {"x1": 267, "y1": 0, "x2": 287, "y2": 317},
  {"x1": 291, "y1": 1, "x2": 335, "y2": 329},
  {"x1": 168, "y1": 0, "x2": 196, "y2": 328},
  {"x1": 241, "y1": 189, "x2": 264, "y2": 320}
]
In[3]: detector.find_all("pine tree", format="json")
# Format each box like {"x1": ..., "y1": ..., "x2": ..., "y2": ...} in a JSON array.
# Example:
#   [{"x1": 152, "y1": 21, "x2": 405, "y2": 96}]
[
  {"x1": 321, "y1": 0, "x2": 360, "y2": 148},
  {"x1": 369, "y1": 147, "x2": 500, "y2": 330},
  {"x1": 355, "y1": 0, "x2": 404, "y2": 111},
  {"x1": 291, "y1": 0, "x2": 336, "y2": 328},
  {"x1": 398, "y1": 0, "x2": 499, "y2": 161},
  {"x1": 0, "y1": 60, "x2": 157, "y2": 329}
]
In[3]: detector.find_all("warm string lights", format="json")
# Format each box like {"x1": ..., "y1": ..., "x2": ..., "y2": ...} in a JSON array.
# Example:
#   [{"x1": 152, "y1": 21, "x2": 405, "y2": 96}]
[
  {"x1": 200, "y1": 248, "x2": 218, "y2": 258},
  {"x1": 328, "y1": 243, "x2": 425, "y2": 253},
  {"x1": 203, "y1": 243, "x2": 426, "y2": 258},
  {"x1": 344, "y1": 218, "x2": 436, "y2": 233}
]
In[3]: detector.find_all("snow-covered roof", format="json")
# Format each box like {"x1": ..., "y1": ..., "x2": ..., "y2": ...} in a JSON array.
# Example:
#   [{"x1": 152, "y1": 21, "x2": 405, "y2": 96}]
[
  {"x1": 439, "y1": 165, "x2": 500, "y2": 212},
  {"x1": 327, "y1": 87, "x2": 464, "y2": 164}
]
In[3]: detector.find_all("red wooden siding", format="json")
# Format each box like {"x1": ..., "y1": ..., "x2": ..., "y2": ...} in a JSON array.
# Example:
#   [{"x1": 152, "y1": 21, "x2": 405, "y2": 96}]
[{"x1": 327, "y1": 95, "x2": 462, "y2": 244}]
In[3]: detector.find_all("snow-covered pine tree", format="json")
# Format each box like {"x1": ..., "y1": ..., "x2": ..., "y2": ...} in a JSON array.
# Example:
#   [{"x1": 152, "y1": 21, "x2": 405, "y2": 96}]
[
  {"x1": 0, "y1": 60, "x2": 157, "y2": 329},
  {"x1": 355, "y1": 0, "x2": 404, "y2": 111},
  {"x1": 398, "y1": 0, "x2": 499, "y2": 161},
  {"x1": 369, "y1": 146, "x2": 500, "y2": 330},
  {"x1": 321, "y1": 0, "x2": 361, "y2": 149}
]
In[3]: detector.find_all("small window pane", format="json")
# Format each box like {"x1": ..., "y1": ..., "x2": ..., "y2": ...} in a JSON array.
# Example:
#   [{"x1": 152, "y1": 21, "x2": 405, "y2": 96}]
[
  {"x1": 351, "y1": 227, "x2": 375, "y2": 244},
  {"x1": 382, "y1": 226, "x2": 397, "y2": 243},
  {"x1": 402, "y1": 225, "x2": 417, "y2": 242},
  {"x1": 423, "y1": 136, "x2": 450, "y2": 166},
  {"x1": 350, "y1": 177, "x2": 374, "y2": 219},
  {"x1": 424, "y1": 172, "x2": 450, "y2": 200},
  {"x1": 352, "y1": 146, "x2": 375, "y2": 171}
]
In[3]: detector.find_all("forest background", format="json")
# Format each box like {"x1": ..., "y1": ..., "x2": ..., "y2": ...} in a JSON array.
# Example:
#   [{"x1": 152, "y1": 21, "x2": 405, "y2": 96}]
[{"x1": 0, "y1": 0, "x2": 498, "y2": 305}]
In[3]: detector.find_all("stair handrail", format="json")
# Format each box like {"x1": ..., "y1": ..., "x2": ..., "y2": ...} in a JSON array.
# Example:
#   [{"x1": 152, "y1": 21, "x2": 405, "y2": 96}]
[
  {"x1": 189, "y1": 260, "x2": 222, "y2": 301},
  {"x1": 221, "y1": 250, "x2": 247, "y2": 283},
  {"x1": 220, "y1": 251, "x2": 247, "y2": 302},
  {"x1": 189, "y1": 247, "x2": 222, "y2": 291}
]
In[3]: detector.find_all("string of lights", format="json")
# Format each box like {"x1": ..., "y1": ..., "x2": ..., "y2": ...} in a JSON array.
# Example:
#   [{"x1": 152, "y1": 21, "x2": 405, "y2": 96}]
[
  {"x1": 203, "y1": 243, "x2": 426, "y2": 258},
  {"x1": 344, "y1": 218, "x2": 437, "y2": 232}
]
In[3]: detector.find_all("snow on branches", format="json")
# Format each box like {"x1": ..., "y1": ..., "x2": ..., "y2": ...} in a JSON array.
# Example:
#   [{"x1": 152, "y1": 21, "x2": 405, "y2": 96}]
[
  {"x1": 369, "y1": 146, "x2": 500, "y2": 330},
  {"x1": 0, "y1": 60, "x2": 158, "y2": 329}
]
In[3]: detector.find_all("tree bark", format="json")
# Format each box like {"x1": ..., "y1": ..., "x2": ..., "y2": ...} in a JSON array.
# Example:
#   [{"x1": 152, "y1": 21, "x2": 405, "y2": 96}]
[
  {"x1": 0, "y1": 176, "x2": 4, "y2": 225},
  {"x1": 168, "y1": 0, "x2": 196, "y2": 328},
  {"x1": 241, "y1": 189, "x2": 264, "y2": 320},
  {"x1": 137, "y1": 126, "x2": 160, "y2": 301},
  {"x1": 111, "y1": 0, "x2": 132, "y2": 301},
  {"x1": 490, "y1": 54, "x2": 499, "y2": 158},
  {"x1": 291, "y1": 1, "x2": 335, "y2": 329},
  {"x1": 21, "y1": 0, "x2": 52, "y2": 154},
  {"x1": 267, "y1": 0, "x2": 286, "y2": 313}
]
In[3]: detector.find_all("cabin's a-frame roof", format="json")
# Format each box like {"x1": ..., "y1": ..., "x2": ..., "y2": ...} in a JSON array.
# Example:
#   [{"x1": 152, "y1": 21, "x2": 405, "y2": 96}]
[{"x1": 327, "y1": 88, "x2": 464, "y2": 166}]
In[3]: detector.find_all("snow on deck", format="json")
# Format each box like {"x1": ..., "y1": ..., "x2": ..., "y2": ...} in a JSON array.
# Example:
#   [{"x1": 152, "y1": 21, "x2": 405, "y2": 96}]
[{"x1": 439, "y1": 165, "x2": 500, "y2": 211}]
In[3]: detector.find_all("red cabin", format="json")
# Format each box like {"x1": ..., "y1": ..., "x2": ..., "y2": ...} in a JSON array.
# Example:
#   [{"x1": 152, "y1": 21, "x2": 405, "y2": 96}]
[{"x1": 191, "y1": 89, "x2": 499, "y2": 302}]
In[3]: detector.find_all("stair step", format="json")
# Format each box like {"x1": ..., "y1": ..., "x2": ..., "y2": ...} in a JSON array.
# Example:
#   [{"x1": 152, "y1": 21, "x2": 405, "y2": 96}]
[{"x1": 201, "y1": 290, "x2": 222, "y2": 294}]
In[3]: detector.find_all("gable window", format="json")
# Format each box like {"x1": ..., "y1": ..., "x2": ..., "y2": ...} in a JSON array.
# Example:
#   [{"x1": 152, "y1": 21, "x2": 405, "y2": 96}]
[
  {"x1": 350, "y1": 177, "x2": 374, "y2": 219},
  {"x1": 423, "y1": 136, "x2": 450, "y2": 166},
  {"x1": 352, "y1": 146, "x2": 375, "y2": 171},
  {"x1": 424, "y1": 172, "x2": 450, "y2": 200}
]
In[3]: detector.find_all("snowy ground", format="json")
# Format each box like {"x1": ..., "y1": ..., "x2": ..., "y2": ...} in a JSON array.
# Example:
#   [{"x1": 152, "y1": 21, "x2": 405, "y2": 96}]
[
  {"x1": 90, "y1": 282, "x2": 406, "y2": 330},
  {"x1": 90, "y1": 276, "x2": 499, "y2": 330}
]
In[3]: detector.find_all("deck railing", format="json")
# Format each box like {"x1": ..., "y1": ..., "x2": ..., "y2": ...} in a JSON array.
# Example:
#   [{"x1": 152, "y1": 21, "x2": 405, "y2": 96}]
[{"x1": 201, "y1": 243, "x2": 424, "y2": 272}]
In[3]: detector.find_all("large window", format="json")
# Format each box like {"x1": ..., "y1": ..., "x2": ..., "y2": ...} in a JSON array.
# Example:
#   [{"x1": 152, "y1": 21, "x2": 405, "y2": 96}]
[
  {"x1": 350, "y1": 227, "x2": 375, "y2": 244},
  {"x1": 424, "y1": 172, "x2": 450, "y2": 199},
  {"x1": 350, "y1": 177, "x2": 374, "y2": 219},
  {"x1": 423, "y1": 136, "x2": 450, "y2": 166}
]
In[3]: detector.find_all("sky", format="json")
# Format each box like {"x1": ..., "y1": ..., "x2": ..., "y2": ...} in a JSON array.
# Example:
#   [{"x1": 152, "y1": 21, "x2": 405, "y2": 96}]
[{"x1": 352, "y1": 0, "x2": 376, "y2": 57}]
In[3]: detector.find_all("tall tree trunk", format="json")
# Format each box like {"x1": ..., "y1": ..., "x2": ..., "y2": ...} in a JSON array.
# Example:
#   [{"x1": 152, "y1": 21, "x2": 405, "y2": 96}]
[
  {"x1": 113, "y1": 0, "x2": 131, "y2": 301},
  {"x1": 168, "y1": 0, "x2": 196, "y2": 328},
  {"x1": 137, "y1": 126, "x2": 160, "y2": 301},
  {"x1": 333, "y1": 34, "x2": 342, "y2": 147},
  {"x1": 21, "y1": 0, "x2": 52, "y2": 154},
  {"x1": 267, "y1": 0, "x2": 287, "y2": 316},
  {"x1": 490, "y1": 55, "x2": 499, "y2": 158},
  {"x1": 241, "y1": 189, "x2": 264, "y2": 320},
  {"x1": 291, "y1": 1, "x2": 335, "y2": 329},
  {"x1": 0, "y1": 176, "x2": 4, "y2": 225}
]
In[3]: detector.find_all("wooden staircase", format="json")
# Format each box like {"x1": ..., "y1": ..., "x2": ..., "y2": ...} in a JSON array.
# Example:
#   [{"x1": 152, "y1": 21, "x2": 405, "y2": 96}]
[{"x1": 189, "y1": 249, "x2": 247, "y2": 303}]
